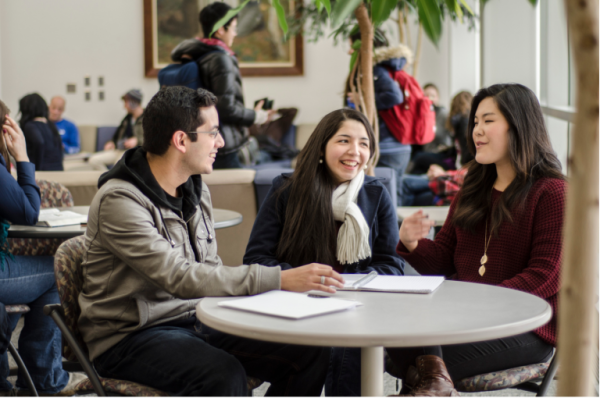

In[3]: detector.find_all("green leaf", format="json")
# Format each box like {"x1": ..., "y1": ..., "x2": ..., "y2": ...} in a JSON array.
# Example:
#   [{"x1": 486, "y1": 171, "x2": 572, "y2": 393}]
[
  {"x1": 315, "y1": 0, "x2": 323, "y2": 13},
  {"x1": 352, "y1": 38, "x2": 362, "y2": 50},
  {"x1": 209, "y1": 0, "x2": 251, "y2": 37},
  {"x1": 371, "y1": 0, "x2": 398, "y2": 26},
  {"x1": 416, "y1": 0, "x2": 442, "y2": 45},
  {"x1": 445, "y1": 0, "x2": 462, "y2": 22},
  {"x1": 331, "y1": 0, "x2": 363, "y2": 29},
  {"x1": 528, "y1": 0, "x2": 538, "y2": 6},
  {"x1": 349, "y1": 48, "x2": 360, "y2": 73},
  {"x1": 272, "y1": 0, "x2": 289, "y2": 35},
  {"x1": 459, "y1": 0, "x2": 474, "y2": 15},
  {"x1": 322, "y1": 0, "x2": 332, "y2": 15}
]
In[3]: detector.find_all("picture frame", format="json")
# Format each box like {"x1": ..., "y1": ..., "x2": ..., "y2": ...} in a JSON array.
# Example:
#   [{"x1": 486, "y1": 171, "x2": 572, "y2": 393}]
[{"x1": 143, "y1": 0, "x2": 303, "y2": 78}]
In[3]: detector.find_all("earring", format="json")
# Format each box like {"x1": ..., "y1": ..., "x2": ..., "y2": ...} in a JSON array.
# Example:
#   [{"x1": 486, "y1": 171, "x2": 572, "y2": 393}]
[
  {"x1": 363, "y1": 165, "x2": 367, "y2": 170},
  {"x1": 319, "y1": 158, "x2": 323, "y2": 164}
]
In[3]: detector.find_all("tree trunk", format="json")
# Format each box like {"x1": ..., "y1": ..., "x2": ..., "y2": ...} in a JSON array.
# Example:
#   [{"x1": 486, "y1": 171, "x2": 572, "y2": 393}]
[
  {"x1": 355, "y1": 3, "x2": 378, "y2": 175},
  {"x1": 557, "y1": 0, "x2": 599, "y2": 396},
  {"x1": 397, "y1": 9, "x2": 405, "y2": 44},
  {"x1": 412, "y1": 23, "x2": 423, "y2": 78}
]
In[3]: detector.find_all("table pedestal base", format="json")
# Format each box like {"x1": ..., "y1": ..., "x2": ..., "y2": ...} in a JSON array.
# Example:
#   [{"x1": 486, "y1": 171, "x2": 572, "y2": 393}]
[{"x1": 361, "y1": 346, "x2": 384, "y2": 396}]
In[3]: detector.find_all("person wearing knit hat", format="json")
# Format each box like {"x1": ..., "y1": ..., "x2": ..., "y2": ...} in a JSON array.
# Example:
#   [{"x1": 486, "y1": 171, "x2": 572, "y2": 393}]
[{"x1": 88, "y1": 89, "x2": 145, "y2": 170}]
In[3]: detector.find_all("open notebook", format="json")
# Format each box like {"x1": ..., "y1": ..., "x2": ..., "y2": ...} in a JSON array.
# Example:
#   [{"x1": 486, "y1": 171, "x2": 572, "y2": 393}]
[
  {"x1": 340, "y1": 275, "x2": 444, "y2": 294},
  {"x1": 36, "y1": 208, "x2": 88, "y2": 228},
  {"x1": 218, "y1": 291, "x2": 362, "y2": 320}
]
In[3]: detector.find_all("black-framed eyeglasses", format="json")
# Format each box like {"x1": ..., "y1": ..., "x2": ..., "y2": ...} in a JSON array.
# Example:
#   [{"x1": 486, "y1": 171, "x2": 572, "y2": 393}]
[{"x1": 187, "y1": 126, "x2": 221, "y2": 140}]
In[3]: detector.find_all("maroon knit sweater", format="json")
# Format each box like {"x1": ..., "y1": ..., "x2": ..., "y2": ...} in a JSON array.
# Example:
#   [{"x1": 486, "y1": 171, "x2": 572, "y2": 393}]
[{"x1": 397, "y1": 178, "x2": 566, "y2": 346}]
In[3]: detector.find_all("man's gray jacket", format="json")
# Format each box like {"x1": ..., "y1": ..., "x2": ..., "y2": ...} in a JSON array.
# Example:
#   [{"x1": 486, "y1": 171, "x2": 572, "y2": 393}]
[{"x1": 78, "y1": 147, "x2": 281, "y2": 361}]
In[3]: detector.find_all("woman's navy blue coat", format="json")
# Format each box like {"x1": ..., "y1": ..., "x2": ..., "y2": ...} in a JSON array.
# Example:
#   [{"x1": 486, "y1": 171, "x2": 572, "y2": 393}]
[
  {"x1": 0, "y1": 154, "x2": 40, "y2": 225},
  {"x1": 244, "y1": 173, "x2": 405, "y2": 275}
]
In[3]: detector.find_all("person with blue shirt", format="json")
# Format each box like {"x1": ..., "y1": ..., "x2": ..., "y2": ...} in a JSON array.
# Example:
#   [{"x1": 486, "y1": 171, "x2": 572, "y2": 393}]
[
  {"x1": 49, "y1": 96, "x2": 80, "y2": 154},
  {"x1": 244, "y1": 108, "x2": 406, "y2": 396},
  {"x1": 0, "y1": 101, "x2": 85, "y2": 396}
]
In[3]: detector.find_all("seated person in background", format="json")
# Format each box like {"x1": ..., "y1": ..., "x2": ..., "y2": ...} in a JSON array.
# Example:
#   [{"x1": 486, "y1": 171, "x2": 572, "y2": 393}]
[
  {"x1": 410, "y1": 91, "x2": 473, "y2": 175},
  {"x1": 410, "y1": 83, "x2": 454, "y2": 169},
  {"x1": 346, "y1": 29, "x2": 412, "y2": 206},
  {"x1": 18, "y1": 93, "x2": 63, "y2": 171},
  {"x1": 79, "y1": 86, "x2": 341, "y2": 396},
  {"x1": 402, "y1": 164, "x2": 468, "y2": 207},
  {"x1": 0, "y1": 102, "x2": 84, "y2": 395},
  {"x1": 387, "y1": 83, "x2": 565, "y2": 396},
  {"x1": 88, "y1": 89, "x2": 144, "y2": 171},
  {"x1": 48, "y1": 96, "x2": 80, "y2": 154},
  {"x1": 171, "y1": 2, "x2": 276, "y2": 169},
  {"x1": 244, "y1": 108, "x2": 405, "y2": 397}
]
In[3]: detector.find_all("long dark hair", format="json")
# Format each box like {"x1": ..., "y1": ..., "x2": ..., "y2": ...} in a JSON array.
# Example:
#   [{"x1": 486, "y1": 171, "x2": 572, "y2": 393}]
[
  {"x1": 18, "y1": 93, "x2": 61, "y2": 145},
  {"x1": 276, "y1": 109, "x2": 375, "y2": 267},
  {"x1": 452, "y1": 83, "x2": 565, "y2": 234},
  {"x1": 0, "y1": 100, "x2": 10, "y2": 172},
  {"x1": 445, "y1": 91, "x2": 473, "y2": 132}
]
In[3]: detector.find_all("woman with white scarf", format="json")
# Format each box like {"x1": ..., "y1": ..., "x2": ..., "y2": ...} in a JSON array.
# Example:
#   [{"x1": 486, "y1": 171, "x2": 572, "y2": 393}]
[{"x1": 244, "y1": 108, "x2": 405, "y2": 396}]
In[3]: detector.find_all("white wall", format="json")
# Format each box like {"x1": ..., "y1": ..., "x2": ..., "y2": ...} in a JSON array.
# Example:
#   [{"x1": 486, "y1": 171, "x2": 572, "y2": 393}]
[
  {"x1": 0, "y1": 0, "x2": 348, "y2": 125},
  {"x1": 481, "y1": 0, "x2": 539, "y2": 92}
]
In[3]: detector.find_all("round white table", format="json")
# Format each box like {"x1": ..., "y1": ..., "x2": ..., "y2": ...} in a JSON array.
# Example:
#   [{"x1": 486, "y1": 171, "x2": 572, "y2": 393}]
[
  {"x1": 196, "y1": 281, "x2": 552, "y2": 396},
  {"x1": 7, "y1": 207, "x2": 243, "y2": 238},
  {"x1": 397, "y1": 206, "x2": 450, "y2": 227}
]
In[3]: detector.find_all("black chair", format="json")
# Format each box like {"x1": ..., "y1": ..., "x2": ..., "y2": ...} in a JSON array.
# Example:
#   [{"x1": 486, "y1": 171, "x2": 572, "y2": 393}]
[{"x1": 4, "y1": 304, "x2": 38, "y2": 397}]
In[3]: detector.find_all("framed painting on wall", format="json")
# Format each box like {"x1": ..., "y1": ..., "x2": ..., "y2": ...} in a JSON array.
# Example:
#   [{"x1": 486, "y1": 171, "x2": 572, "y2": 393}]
[{"x1": 144, "y1": 0, "x2": 303, "y2": 77}]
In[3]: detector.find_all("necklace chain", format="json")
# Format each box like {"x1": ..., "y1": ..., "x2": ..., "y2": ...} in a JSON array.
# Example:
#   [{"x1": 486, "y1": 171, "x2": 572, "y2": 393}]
[{"x1": 479, "y1": 219, "x2": 492, "y2": 276}]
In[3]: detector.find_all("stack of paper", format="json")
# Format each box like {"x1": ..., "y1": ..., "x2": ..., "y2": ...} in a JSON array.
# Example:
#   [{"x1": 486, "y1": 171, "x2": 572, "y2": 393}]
[
  {"x1": 218, "y1": 291, "x2": 362, "y2": 320},
  {"x1": 37, "y1": 209, "x2": 88, "y2": 228},
  {"x1": 340, "y1": 275, "x2": 444, "y2": 294}
]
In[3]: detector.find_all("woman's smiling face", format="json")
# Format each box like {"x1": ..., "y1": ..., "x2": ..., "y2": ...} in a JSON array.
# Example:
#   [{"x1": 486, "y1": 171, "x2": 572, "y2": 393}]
[{"x1": 324, "y1": 120, "x2": 371, "y2": 185}]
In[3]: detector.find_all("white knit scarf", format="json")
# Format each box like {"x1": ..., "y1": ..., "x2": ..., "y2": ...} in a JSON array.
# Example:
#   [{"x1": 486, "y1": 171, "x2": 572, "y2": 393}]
[{"x1": 332, "y1": 171, "x2": 371, "y2": 264}]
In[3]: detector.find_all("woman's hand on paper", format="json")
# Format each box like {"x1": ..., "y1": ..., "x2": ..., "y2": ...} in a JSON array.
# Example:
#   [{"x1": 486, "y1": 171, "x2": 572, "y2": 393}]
[
  {"x1": 2, "y1": 116, "x2": 29, "y2": 162},
  {"x1": 281, "y1": 263, "x2": 345, "y2": 294},
  {"x1": 399, "y1": 210, "x2": 435, "y2": 252}
]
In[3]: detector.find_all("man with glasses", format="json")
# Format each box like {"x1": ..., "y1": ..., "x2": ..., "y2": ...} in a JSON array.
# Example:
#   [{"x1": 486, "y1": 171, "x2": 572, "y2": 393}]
[{"x1": 78, "y1": 86, "x2": 343, "y2": 396}]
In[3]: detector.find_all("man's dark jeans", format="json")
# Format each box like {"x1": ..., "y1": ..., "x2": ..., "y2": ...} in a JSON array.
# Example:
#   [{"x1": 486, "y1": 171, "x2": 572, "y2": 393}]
[{"x1": 94, "y1": 317, "x2": 330, "y2": 396}]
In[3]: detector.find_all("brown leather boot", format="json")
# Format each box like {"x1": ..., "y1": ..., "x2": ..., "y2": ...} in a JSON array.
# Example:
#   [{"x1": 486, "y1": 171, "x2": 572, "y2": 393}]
[{"x1": 400, "y1": 355, "x2": 459, "y2": 396}]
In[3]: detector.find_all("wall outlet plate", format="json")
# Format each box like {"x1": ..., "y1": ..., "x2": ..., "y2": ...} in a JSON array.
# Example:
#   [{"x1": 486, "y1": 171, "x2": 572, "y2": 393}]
[
  {"x1": 98, "y1": 76, "x2": 104, "y2": 86},
  {"x1": 66, "y1": 84, "x2": 76, "y2": 93},
  {"x1": 85, "y1": 91, "x2": 91, "y2": 101},
  {"x1": 98, "y1": 91, "x2": 105, "y2": 101},
  {"x1": 84, "y1": 76, "x2": 90, "y2": 86}
]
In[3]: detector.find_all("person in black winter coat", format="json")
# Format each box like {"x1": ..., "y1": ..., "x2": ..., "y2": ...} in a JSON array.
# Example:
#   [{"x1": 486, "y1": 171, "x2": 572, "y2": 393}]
[
  {"x1": 171, "y1": 2, "x2": 275, "y2": 169},
  {"x1": 18, "y1": 93, "x2": 63, "y2": 171}
]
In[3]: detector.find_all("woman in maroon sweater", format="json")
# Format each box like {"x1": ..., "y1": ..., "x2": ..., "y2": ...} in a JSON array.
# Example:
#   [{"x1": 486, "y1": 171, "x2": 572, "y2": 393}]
[{"x1": 388, "y1": 83, "x2": 566, "y2": 396}]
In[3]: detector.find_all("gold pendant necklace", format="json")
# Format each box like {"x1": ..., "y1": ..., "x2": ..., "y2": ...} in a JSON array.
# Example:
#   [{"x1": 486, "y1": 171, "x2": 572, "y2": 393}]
[{"x1": 479, "y1": 219, "x2": 492, "y2": 276}]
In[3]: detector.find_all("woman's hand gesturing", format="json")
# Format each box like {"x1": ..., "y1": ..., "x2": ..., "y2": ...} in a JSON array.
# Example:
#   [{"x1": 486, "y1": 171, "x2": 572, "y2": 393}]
[
  {"x1": 399, "y1": 210, "x2": 435, "y2": 252},
  {"x1": 281, "y1": 263, "x2": 345, "y2": 294},
  {"x1": 2, "y1": 116, "x2": 29, "y2": 162}
]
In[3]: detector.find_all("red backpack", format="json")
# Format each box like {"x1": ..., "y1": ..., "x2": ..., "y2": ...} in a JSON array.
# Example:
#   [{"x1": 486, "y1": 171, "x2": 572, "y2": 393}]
[{"x1": 378, "y1": 69, "x2": 436, "y2": 145}]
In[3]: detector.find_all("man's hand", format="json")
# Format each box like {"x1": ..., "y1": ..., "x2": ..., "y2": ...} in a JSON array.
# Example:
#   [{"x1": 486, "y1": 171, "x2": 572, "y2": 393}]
[
  {"x1": 427, "y1": 164, "x2": 446, "y2": 181},
  {"x1": 399, "y1": 210, "x2": 435, "y2": 252},
  {"x1": 2, "y1": 116, "x2": 29, "y2": 162},
  {"x1": 281, "y1": 263, "x2": 345, "y2": 294},
  {"x1": 104, "y1": 141, "x2": 115, "y2": 151},
  {"x1": 123, "y1": 137, "x2": 138, "y2": 149}
]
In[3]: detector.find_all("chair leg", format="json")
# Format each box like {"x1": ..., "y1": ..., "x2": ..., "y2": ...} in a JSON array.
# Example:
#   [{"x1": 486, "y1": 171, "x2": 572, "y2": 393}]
[
  {"x1": 537, "y1": 354, "x2": 559, "y2": 397},
  {"x1": 44, "y1": 305, "x2": 107, "y2": 396},
  {"x1": 7, "y1": 342, "x2": 38, "y2": 397}
]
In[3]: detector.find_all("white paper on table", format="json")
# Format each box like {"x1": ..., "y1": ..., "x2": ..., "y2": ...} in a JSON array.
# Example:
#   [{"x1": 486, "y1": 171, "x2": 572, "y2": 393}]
[
  {"x1": 218, "y1": 290, "x2": 362, "y2": 320},
  {"x1": 340, "y1": 275, "x2": 444, "y2": 294},
  {"x1": 37, "y1": 209, "x2": 88, "y2": 227}
]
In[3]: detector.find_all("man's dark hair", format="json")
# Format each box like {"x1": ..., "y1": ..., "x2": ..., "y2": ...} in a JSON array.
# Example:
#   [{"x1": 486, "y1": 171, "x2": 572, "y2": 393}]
[
  {"x1": 423, "y1": 83, "x2": 438, "y2": 92},
  {"x1": 142, "y1": 87, "x2": 217, "y2": 156},
  {"x1": 199, "y1": 2, "x2": 236, "y2": 38}
]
